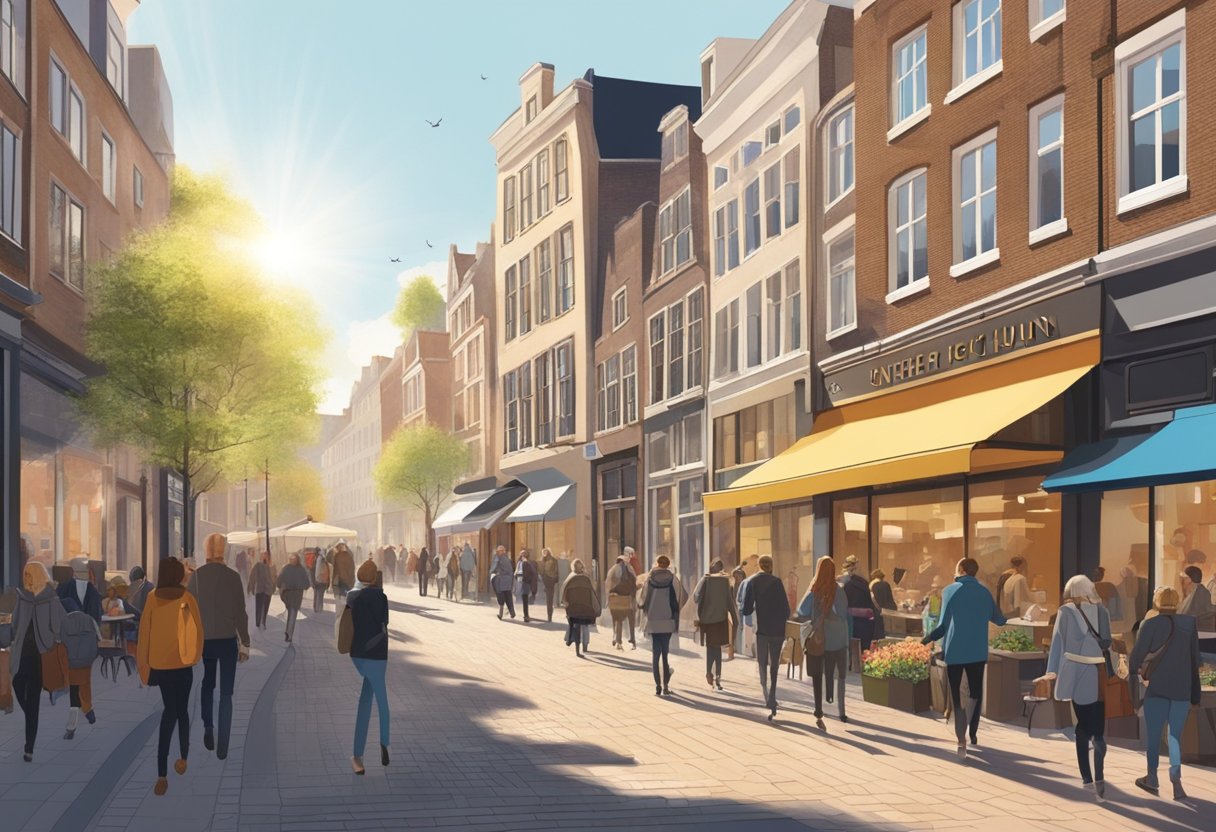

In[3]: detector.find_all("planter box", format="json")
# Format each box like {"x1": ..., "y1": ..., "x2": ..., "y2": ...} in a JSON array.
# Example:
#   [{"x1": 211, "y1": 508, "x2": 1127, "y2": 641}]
[
  {"x1": 862, "y1": 673, "x2": 931, "y2": 713},
  {"x1": 984, "y1": 650, "x2": 1047, "y2": 722}
]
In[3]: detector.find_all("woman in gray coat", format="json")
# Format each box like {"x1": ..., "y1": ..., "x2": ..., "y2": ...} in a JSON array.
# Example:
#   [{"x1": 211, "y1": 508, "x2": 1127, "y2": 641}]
[
  {"x1": 1036, "y1": 575, "x2": 1112, "y2": 801},
  {"x1": 640, "y1": 557, "x2": 688, "y2": 696},
  {"x1": 692, "y1": 559, "x2": 737, "y2": 691},
  {"x1": 10, "y1": 562, "x2": 65, "y2": 762},
  {"x1": 276, "y1": 553, "x2": 312, "y2": 643}
]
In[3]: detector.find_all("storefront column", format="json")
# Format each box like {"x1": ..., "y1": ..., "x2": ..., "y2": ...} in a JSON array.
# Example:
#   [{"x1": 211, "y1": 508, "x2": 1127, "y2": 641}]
[
  {"x1": 0, "y1": 336, "x2": 17, "y2": 590},
  {"x1": 812, "y1": 494, "x2": 830, "y2": 560}
]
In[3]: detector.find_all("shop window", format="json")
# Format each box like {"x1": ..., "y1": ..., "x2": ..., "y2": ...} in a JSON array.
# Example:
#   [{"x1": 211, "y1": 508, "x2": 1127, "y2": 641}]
[
  {"x1": 832, "y1": 496, "x2": 870, "y2": 576},
  {"x1": 969, "y1": 476, "x2": 1061, "y2": 615},
  {"x1": 1098, "y1": 488, "x2": 1151, "y2": 634},
  {"x1": 774, "y1": 503, "x2": 814, "y2": 607},
  {"x1": 711, "y1": 510, "x2": 738, "y2": 572},
  {"x1": 677, "y1": 477, "x2": 704, "y2": 581},
  {"x1": 714, "y1": 412, "x2": 737, "y2": 471},
  {"x1": 650, "y1": 486, "x2": 675, "y2": 565},
  {"x1": 1155, "y1": 479, "x2": 1216, "y2": 608},
  {"x1": 739, "y1": 511, "x2": 771, "y2": 577},
  {"x1": 872, "y1": 486, "x2": 965, "y2": 610}
]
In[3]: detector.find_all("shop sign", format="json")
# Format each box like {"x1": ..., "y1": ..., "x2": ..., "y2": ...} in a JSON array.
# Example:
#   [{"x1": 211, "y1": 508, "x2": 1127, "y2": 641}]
[
  {"x1": 166, "y1": 472, "x2": 184, "y2": 505},
  {"x1": 823, "y1": 285, "x2": 1099, "y2": 405}
]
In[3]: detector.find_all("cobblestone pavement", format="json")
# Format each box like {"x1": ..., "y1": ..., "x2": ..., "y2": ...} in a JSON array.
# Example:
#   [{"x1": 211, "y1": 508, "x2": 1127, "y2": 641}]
[{"x1": 3, "y1": 582, "x2": 1216, "y2": 831}]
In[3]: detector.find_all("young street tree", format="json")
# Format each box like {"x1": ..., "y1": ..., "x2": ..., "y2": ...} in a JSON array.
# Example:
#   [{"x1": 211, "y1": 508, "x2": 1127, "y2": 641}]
[
  {"x1": 374, "y1": 423, "x2": 469, "y2": 554},
  {"x1": 78, "y1": 168, "x2": 323, "y2": 556},
  {"x1": 391, "y1": 275, "x2": 446, "y2": 338}
]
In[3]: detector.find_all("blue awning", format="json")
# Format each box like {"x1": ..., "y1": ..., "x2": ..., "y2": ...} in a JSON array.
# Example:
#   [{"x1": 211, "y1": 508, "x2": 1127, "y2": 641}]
[{"x1": 1043, "y1": 404, "x2": 1216, "y2": 493}]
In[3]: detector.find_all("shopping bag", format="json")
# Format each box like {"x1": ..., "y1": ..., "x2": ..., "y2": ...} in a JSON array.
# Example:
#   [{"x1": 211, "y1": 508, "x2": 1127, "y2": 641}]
[{"x1": 41, "y1": 643, "x2": 70, "y2": 692}]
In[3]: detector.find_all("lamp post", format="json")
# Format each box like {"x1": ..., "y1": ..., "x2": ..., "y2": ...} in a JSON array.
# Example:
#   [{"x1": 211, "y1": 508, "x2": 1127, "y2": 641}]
[{"x1": 263, "y1": 458, "x2": 271, "y2": 556}]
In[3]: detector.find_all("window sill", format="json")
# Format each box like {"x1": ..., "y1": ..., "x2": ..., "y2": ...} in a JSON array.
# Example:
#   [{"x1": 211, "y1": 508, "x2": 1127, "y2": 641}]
[
  {"x1": 1029, "y1": 11, "x2": 1066, "y2": 43},
  {"x1": 949, "y1": 247, "x2": 1001, "y2": 278},
  {"x1": 611, "y1": 318, "x2": 629, "y2": 333},
  {"x1": 885, "y1": 278, "x2": 930, "y2": 304},
  {"x1": 1117, "y1": 176, "x2": 1188, "y2": 215},
  {"x1": 825, "y1": 185, "x2": 854, "y2": 213},
  {"x1": 826, "y1": 321, "x2": 857, "y2": 340},
  {"x1": 1028, "y1": 218, "x2": 1069, "y2": 246},
  {"x1": 887, "y1": 106, "x2": 931, "y2": 143},
  {"x1": 943, "y1": 61, "x2": 1003, "y2": 106}
]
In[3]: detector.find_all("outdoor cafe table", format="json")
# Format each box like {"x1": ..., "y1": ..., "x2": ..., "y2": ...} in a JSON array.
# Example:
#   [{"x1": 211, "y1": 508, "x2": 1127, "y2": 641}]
[{"x1": 99, "y1": 613, "x2": 135, "y2": 682}]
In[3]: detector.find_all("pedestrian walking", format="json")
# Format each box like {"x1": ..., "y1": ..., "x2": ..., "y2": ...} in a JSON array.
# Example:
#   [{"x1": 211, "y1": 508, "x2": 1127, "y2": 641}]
[
  {"x1": 10, "y1": 562, "x2": 65, "y2": 762},
  {"x1": 1129, "y1": 585, "x2": 1201, "y2": 800},
  {"x1": 446, "y1": 547, "x2": 460, "y2": 599},
  {"x1": 605, "y1": 552, "x2": 638, "y2": 650},
  {"x1": 137, "y1": 558, "x2": 204, "y2": 796},
  {"x1": 490, "y1": 545, "x2": 516, "y2": 620},
  {"x1": 560, "y1": 558, "x2": 600, "y2": 657},
  {"x1": 640, "y1": 556, "x2": 688, "y2": 696},
  {"x1": 516, "y1": 550, "x2": 538, "y2": 622},
  {"x1": 741, "y1": 554, "x2": 790, "y2": 720},
  {"x1": 839, "y1": 555, "x2": 878, "y2": 650},
  {"x1": 332, "y1": 541, "x2": 356, "y2": 602},
  {"x1": 416, "y1": 546, "x2": 431, "y2": 597},
  {"x1": 540, "y1": 548, "x2": 560, "y2": 621},
  {"x1": 405, "y1": 548, "x2": 418, "y2": 586},
  {"x1": 1035, "y1": 574, "x2": 1113, "y2": 802},
  {"x1": 234, "y1": 549, "x2": 249, "y2": 587},
  {"x1": 383, "y1": 545, "x2": 398, "y2": 584},
  {"x1": 693, "y1": 559, "x2": 737, "y2": 691},
  {"x1": 434, "y1": 548, "x2": 452, "y2": 600},
  {"x1": 188, "y1": 534, "x2": 252, "y2": 760},
  {"x1": 732, "y1": 565, "x2": 749, "y2": 659},
  {"x1": 312, "y1": 546, "x2": 331, "y2": 612},
  {"x1": 58, "y1": 557, "x2": 102, "y2": 736},
  {"x1": 797, "y1": 556, "x2": 852, "y2": 724},
  {"x1": 346, "y1": 560, "x2": 390, "y2": 775},
  {"x1": 127, "y1": 565, "x2": 152, "y2": 612},
  {"x1": 248, "y1": 551, "x2": 276, "y2": 630},
  {"x1": 459, "y1": 542, "x2": 476, "y2": 600},
  {"x1": 58, "y1": 556, "x2": 103, "y2": 619},
  {"x1": 277, "y1": 553, "x2": 311, "y2": 643},
  {"x1": 922, "y1": 557, "x2": 1007, "y2": 759}
]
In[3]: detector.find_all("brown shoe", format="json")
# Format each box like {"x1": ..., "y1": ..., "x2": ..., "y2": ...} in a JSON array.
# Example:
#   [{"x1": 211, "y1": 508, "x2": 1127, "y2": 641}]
[
  {"x1": 174, "y1": 758, "x2": 187, "y2": 775},
  {"x1": 154, "y1": 778, "x2": 168, "y2": 796}
]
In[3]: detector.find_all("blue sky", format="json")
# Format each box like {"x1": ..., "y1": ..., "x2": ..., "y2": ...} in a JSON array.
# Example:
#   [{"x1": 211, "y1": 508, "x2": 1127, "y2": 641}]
[{"x1": 128, "y1": 0, "x2": 791, "y2": 413}]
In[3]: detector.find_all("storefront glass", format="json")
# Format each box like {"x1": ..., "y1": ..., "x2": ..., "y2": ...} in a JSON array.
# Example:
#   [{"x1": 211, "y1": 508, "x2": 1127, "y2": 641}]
[
  {"x1": 739, "y1": 511, "x2": 770, "y2": 575},
  {"x1": 514, "y1": 518, "x2": 576, "y2": 561},
  {"x1": 710, "y1": 510, "x2": 737, "y2": 572},
  {"x1": 649, "y1": 486, "x2": 674, "y2": 566},
  {"x1": 676, "y1": 477, "x2": 703, "y2": 582},
  {"x1": 1099, "y1": 488, "x2": 1150, "y2": 633},
  {"x1": 773, "y1": 503, "x2": 814, "y2": 606},
  {"x1": 831, "y1": 496, "x2": 868, "y2": 570},
  {"x1": 20, "y1": 435, "x2": 56, "y2": 569},
  {"x1": 1155, "y1": 479, "x2": 1216, "y2": 603},
  {"x1": 64, "y1": 452, "x2": 104, "y2": 559},
  {"x1": 872, "y1": 486, "x2": 964, "y2": 609},
  {"x1": 969, "y1": 476, "x2": 1061, "y2": 609}
]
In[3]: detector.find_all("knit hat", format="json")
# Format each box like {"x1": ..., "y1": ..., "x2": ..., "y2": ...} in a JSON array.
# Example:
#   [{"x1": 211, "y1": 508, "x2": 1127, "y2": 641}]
[{"x1": 356, "y1": 560, "x2": 378, "y2": 584}]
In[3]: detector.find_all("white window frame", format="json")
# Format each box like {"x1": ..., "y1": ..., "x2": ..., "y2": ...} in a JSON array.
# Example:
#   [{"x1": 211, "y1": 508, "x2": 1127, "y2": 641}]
[
  {"x1": 133, "y1": 166, "x2": 143, "y2": 208},
  {"x1": 950, "y1": 127, "x2": 1000, "y2": 278},
  {"x1": 1114, "y1": 9, "x2": 1187, "y2": 215},
  {"x1": 890, "y1": 26, "x2": 931, "y2": 142},
  {"x1": 622, "y1": 344, "x2": 638, "y2": 425},
  {"x1": 741, "y1": 139, "x2": 762, "y2": 167},
  {"x1": 1, "y1": 0, "x2": 17, "y2": 86},
  {"x1": 49, "y1": 58, "x2": 67, "y2": 136},
  {"x1": 658, "y1": 186, "x2": 692, "y2": 275},
  {"x1": 1029, "y1": 0, "x2": 1065, "y2": 43},
  {"x1": 554, "y1": 136, "x2": 569, "y2": 204},
  {"x1": 1028, "y1": 95, "x2": 1067, "y2": 244},
  {"x1": 946, "y1": 0, "x2": 1003, "y2": 105},
  {"x1": 826, "y1": 105, "x2": 854, "y2": 207},
  {"x1": 887, "y1": 168, "x2": 930, "y2": 302},
  {"x1": 0, "y1": 120, "x2": 22, "y2": 245},
  {"x1": 763, "y1": 162, "x2": 782, "y2": 240},
  {"x1": 648, "y1": 310, "x2": 665, "y2": 405},
  {"x1": 764, "y1": 119, "x2": 781, "y2": 148},
  {"x1": 611, "y1": 286, "x2": 628, "y2": 331},
  {"x1": 536, "y1": 148, "x2": 550, "y2": 217},
  {"x1": 743, "y1": 179, "x2": 761, "y2": 258},
  {"x1": 783, "y1": 104, "x2": 801, "y2": 136},
  {"x1": 68, "y1": 84, "x2": 84, "y2": 162},
  {"x1": 101, "y1": 131, "x2": 115, "y2": 203},
  {"x1": 713, "y1": 164, "x2": 729, "y2": 190},
  {"x1": 106, "y1": 26, "x2": 124, "y2": 97},
  {"x1": 824, "y1": 217, "x2": 857, "y2": 339}
]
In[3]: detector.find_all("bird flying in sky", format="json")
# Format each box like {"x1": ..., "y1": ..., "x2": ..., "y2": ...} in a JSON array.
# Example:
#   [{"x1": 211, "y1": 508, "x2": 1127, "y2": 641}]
[{"x1": 425, "y1": 118, "x2": 443, "y2": 128}]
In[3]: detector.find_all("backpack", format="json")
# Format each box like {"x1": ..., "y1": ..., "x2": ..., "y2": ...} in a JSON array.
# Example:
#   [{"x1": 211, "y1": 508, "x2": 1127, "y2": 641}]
[
  {"x1": 176, "y1": 598, "x2": 202, "y2": 666},
  {"x1": 336, "y1": 605, "x2": 354, "y2": 654},
  {"x1": 612, "y1": 565, "x2": 636, "y2": 596},
  {"x1": 62, "y1": 611, "x2": 99, "y2": 669}
]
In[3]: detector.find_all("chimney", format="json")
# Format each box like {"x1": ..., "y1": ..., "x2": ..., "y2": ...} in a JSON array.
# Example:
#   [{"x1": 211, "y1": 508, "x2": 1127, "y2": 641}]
[{"x1": 519, "y1": 63, "x2": 556, "y2": 124}]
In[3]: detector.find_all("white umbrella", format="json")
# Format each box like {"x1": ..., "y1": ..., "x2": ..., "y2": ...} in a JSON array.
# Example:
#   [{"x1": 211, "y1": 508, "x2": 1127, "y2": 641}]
[
  {"x1": 273, "y1": 522, "x2": 358, "y2": 547},
  {"x1": 226, "y1": 530, "x2": 262, "y2": 547}
]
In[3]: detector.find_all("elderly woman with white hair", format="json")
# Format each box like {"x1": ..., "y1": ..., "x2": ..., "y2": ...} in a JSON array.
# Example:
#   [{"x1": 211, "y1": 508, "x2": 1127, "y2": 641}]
[{"x1": 1035, "y1": 574, "x2": 1112, "y2": 802}]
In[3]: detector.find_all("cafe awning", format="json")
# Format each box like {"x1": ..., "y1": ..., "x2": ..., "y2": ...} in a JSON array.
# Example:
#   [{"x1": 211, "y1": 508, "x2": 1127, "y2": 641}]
[
  {"x1": 704, "y1": 339, "x2": 1097, "y2": 512},
  {"x1": 431, "y1": 490, "x2": 496, "y2": 533},
  {"x1": 1043, "y1": 403, "x2": 1216, "y2": 493},
  {"x1": 505, "y1": 484, "x2": 576, "y2": 523},
  {"x1": 434, "y1": 483, "x2": 529, "y2": 535}
]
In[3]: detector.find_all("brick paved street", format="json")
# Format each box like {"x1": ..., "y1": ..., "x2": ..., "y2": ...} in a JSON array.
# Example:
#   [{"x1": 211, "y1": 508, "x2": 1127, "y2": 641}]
[{"x1": 4, "y1": 584, "x2": 1216, "y2": 831}]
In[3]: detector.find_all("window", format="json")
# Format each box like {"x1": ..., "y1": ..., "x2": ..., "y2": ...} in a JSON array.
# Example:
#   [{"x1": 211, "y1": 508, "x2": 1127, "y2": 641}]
[
  {"x1": 503, "y1": 177, "x2": 516, "y2": 243},
  {"x1": 68, "y1": 88, "x2": 83, "y2": 161},
  {"x1": 49, "y1": 184, "x2": 65, "y2": 278},
  {"x1": 953, "y1": 131, "x2": 998, "y2": 273},
  {"x1": 744, "y1": 180, "x2": 761, "y2": 256},
  {"x1": 535, "y1": 239, "x2": 552, "y2": 323},
  {"x1": 622, "y1": 346, "x2": 637, "y2": 424},
  {"x1": 765, "y1": 120, "x2": 781, "y2": 147},
  {"x1": 784, "y1": 261, "x2": 801, "y2": 353},
  {"x1": 556, "y1": 225, "x2": 574, "y2": 314},
  {"x1": 783, "y1": 148, "x2": 800, "y2": 229},
  {"x1": 611, "y1": 287, "x2": 627, "y2": 330},
  {"x1": 713, "y1": 165, "x2": 729, "y2": 189},
  {"x1": 668, "y1": 301, "x2": 685, "y2": 399},
  {"x1": 597, "y1": 353, "x2": 621, "y2": 432},
  {"x1": 518, "y1": 255, "x2": 532, "y2": 335},
  {"x1": 1, "y1": 0, "x2": 16, "y2": 84},
  {"x1": 893, "y1": 27, "x2": 929, "y2": 128},
  {"x1": 525, "y1": 96, "x2": 538, "y2": 123},
  {"x1": 133, "y1": 167, "x2": 143, "y2": 207},
  {"x1": 66, "y1": 195, "x2": 84, "y2": 291},
  {"x1": 504, "y1": 264, "x2": 517, "y2": 341},
  {"x1": 828, "y1": 106, "x2": 854, "y2": 203},
  {"x1": 766, "y1": 273, "x2": 782, "y2": 361},
  {"x1": 535, "y1": 352, "x2": 553, "y2": 445},
  {"x1": 713, "y1": 200, "x2": 740, "y2": 277},
  {"x1": 828, "y1": 230, "x2": 856, "y2": 336},
  {"x1": 784, "y1": 105, "x2": 801, "y2": 135},
  {"x1": 556, "y1": 340, "x2": 574, "y2": 438},
  {"x1": 0, "y1": 122, "x2": 21, "y2": 242},
  {"x1": 713, "y1": 300, "x2": 739, "y2": 379},
  {"x1": 101, "y1": 134, "x2": 115, "y2": 202},
  {"x1": 649, "y1": 313, "x2": 665, "y2": 405},
  {"x1": 661, "y1": 122, "x2": 688, "y2": 168},
  {"x1": 50, "y1": 60, "x2": 66, "y2": 135},
  {"x1": 467, "y1": 380, "x2": 481, "y2": 428},
  {"x1": 519, "y1": 360, "x2": 532, "y2": 447},
  {"x1": 745, "y1": 283, "x2": 762, "y2": 368},
  {"x1": 106, "y1": 27, "x2": 123, "y2": 95},
  {"x1": 404, "y1": 373, "x2": 423, "y2": 414},
  {"x1": 504, "y1": 370, "x2": 519, "y2": 452},
  {"x1": 955, "y1": 0, "x2": 1002, "y2": 87},
  {"x1": 1116, "y1": 12, "x2": 1186, "y2": 213},
  {"x1": 519, "y1": 164, "x2": 533, "y2": 229},
  {"x1": 741, "y1": 140, "x2": 762, "y2": 167},
  {"x1": 890, "y1": 170, "x2": 928, "y2": 294},
  {"x1": 659, "y1": 187, "x2": 692, "y2": 275},
  {"x1": 536, "y1": 149, "x2": 550, "y2": 217},
  {"x1": 763, "y1": 163, "x2": 782, "y2": 239},
  {"x1": 554, "y1": 137, "x2": 569, "y2": 203},
  {"x1": 1029, "y1": 97, "x2": 1065, "y2": 239},
  {"x1": 1031, "y1": 0, "x2": 1065, "y2": 41},
  {"x1": 687, "y1": 288, "x2": 703, "y2": 390}
]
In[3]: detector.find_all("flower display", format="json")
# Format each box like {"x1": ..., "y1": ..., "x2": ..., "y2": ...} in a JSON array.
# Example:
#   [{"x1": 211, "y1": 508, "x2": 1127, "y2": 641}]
[
  {"x1": 862, "y1": 640, "x2": 932, "y2": 683},
  {"x1": 1201, "y1": 666, "x2": 1216, "y2": 688},
  {"x1": 990, "y1": 630, "x2": 1036, "y2": 652}
]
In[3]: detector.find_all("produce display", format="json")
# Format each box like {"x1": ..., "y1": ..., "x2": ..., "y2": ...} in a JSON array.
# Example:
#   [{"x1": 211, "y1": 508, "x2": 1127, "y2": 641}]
[
  {"x1": 1201, "y1": 666, "x2": 1216, "y2": 688},
  {"x1": 862, "y1": 640, "x2": 932, "y2": 684},
  {"x1": 990, "y1": 630, "x2": 1037, "y2": 653}
]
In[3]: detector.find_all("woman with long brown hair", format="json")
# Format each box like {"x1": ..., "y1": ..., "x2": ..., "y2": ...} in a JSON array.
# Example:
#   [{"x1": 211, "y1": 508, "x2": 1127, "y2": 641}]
[{"x1": 796, "y1": 556, "x2": 852, "y2": 724}]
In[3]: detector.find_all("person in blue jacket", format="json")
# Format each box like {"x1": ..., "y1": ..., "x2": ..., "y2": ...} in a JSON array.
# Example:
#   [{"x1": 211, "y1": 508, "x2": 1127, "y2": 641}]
[{"x1": 922, "y1": 557, "x2": 1006, "y2": 759}]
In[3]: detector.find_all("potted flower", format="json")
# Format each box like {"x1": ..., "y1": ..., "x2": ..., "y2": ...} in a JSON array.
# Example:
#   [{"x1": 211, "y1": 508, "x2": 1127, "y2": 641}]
[{"x1": 861, "y1": 640, "x2": 932, "y2": 713}]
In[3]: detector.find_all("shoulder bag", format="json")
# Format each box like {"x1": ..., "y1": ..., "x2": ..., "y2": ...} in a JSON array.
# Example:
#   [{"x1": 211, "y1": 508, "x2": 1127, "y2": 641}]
[
  {"x1": 1138, "y1": 615, "x2": 1176, "y2": 688},
  {"x1": 1074, "y1": 602, "x2": 1133, "y2": 718}
]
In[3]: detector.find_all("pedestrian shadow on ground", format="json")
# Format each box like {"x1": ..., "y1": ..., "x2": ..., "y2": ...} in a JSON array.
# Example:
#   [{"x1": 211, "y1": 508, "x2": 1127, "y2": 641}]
[
  {"x1": 582, "y1": 654, "x2": 652, "y2": 674},
  {"x1": 385, "y1": 599, "x2": 453, "y2": 623}
]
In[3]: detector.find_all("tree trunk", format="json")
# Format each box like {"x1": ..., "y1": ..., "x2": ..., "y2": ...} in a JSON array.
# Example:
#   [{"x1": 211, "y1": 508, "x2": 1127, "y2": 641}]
[
  {"x1": 424, "y1": 501, "x2": 434, "y2": 561},
  {"x1": 181, "y1": 388, "x2": 193, "y2": 559}
]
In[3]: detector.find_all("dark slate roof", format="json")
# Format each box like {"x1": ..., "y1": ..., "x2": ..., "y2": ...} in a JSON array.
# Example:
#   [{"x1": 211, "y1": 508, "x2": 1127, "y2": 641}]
[{"x1": 583, "y1": 70, "x2": 701, "y2": 160}]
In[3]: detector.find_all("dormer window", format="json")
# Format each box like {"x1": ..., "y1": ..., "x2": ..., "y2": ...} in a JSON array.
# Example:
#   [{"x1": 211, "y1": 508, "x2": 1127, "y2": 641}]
[
  {"x1": 525, "y1": 96, "x2": 538, "y2": 124},
  {"x1": 661, "y1": 121, "x2": 689, "y2": 169},
  {"x1": 701, "y1": 56, "x2": 714, "y2": 105}
]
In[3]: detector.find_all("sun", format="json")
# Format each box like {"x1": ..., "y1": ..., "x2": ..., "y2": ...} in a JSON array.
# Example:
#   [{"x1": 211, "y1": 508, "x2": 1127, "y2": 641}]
[{"x1": 252, "y1": 228, "x2": 310, "y2": 280}]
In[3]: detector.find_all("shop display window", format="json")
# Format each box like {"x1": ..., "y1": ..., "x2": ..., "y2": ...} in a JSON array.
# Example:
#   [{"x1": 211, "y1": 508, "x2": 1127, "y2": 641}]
[
  {"x1": 773, "y1": 503, "x2": 814, "y2": 606},
  {"x1": 872, "y1": 486, "x2": 964, "y2": 611},
  {"x1": 739, "y1": 510, "x2": 771, "y2": 577},
  {"x1": 969, "y1": 476, "x2": 1061, "y2": 614},
  {"x1": 1099, "y1": 488, "x2": 1151, "y2": 634},
  {"x1": 1155, "y1": 479, "x2": 1216, "y2": 610},
  {"x1": 831, "y1": 496, "x2": 869, "y2": 575},
  {"x1": 19, "y1": 435, "x2": 57, "y2": 569},
  {"x1": 710, "y1": 510, "x2": 737, "y2": 572}
]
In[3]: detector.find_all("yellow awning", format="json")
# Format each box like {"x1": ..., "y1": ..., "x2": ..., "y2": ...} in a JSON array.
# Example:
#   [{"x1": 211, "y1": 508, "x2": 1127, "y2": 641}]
[{"x1": 704, "y1": 338, "x2": 1098, "y2": 512}]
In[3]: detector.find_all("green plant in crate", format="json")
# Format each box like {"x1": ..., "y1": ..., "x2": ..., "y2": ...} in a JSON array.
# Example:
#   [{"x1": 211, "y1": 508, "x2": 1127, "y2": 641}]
[
  {"x1": 862, "y1": 641, "x2": 932, "y2": 683},
  {"x1": 1200, "y1": 666, "x2": 1216, "y2": 688},
  {"x1": 990, "y1": 629, "x2": 1036, "y2": 653}
]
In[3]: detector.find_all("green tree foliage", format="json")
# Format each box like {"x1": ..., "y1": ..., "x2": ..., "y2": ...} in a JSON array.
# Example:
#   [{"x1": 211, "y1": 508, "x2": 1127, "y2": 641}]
[
  {"x1": 374, "y1": 423, "x2": 468, "y2": 551},
  {"x1": 78, "y1": 168, "x2": 324, "y2": 555},
  {"x1": 391, "y1": 275, "x2": 445, "y2": 337},
  {"x1": 269, "y1": 459, "x2": 325, "y2": 526}
]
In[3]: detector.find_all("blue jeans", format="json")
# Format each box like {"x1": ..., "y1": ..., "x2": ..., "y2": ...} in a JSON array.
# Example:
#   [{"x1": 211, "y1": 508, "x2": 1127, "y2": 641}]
[
  {"x1": 201, "y1": 638, "x2": 238, "y2": 755},
  {"x1": 651, "y1": 633, "x2": 673, "y2": 687},
  {"x1": 352, "y1": 658, "x2": 389, "y2": 756},
  {"x1": 1143, "y1": 696, "x2": 1190, "y2": 783}
]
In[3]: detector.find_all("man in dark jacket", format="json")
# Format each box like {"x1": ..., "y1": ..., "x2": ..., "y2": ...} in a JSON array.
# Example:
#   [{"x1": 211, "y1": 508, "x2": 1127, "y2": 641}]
[
  {"x1": 740, "y1": 555, "x2": 791, "y2": 720},
  {"x1": 839, "y1": 555, "x2": 878, "y2": 650},
  {"x1": 416, "y1": 546, "x2": 431, "y2": 597},
  {"x1": 517, "y1": 550, "x2": 538, "y2": 622},
  {"x1": 187, "y1": 534, "x2": 251, "y2": 760}
]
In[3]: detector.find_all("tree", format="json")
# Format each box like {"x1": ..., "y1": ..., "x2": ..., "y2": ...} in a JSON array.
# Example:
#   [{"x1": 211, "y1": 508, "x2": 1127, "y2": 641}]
[
  {"x1": 78, "y1": 168, "x2": 324, "y2": 557},
  {"x1": 391, "y1": 275, "x2": 445, "y2": 337},
  {"x1": 268, "y1": 459, "x2": 325, "y2": 526},
  {"x1": 373, "y1": 423, "x2": 468, "y2": 554}
]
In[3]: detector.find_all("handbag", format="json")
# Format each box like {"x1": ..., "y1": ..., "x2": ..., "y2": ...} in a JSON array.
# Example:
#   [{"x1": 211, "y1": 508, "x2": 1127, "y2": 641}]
[
  {"x1": 1137, "y1": 615, "x2": 1176, "y2": 687},
  {"x1": 1074, "y1": 602, "x2": 1134, "y2": 719},
  {"x1": 41, "y1": 643, "x2": 70, "y2": 693},
  {"x1": 801, "y1": 606, "x2": 826, "y2": 658}
]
